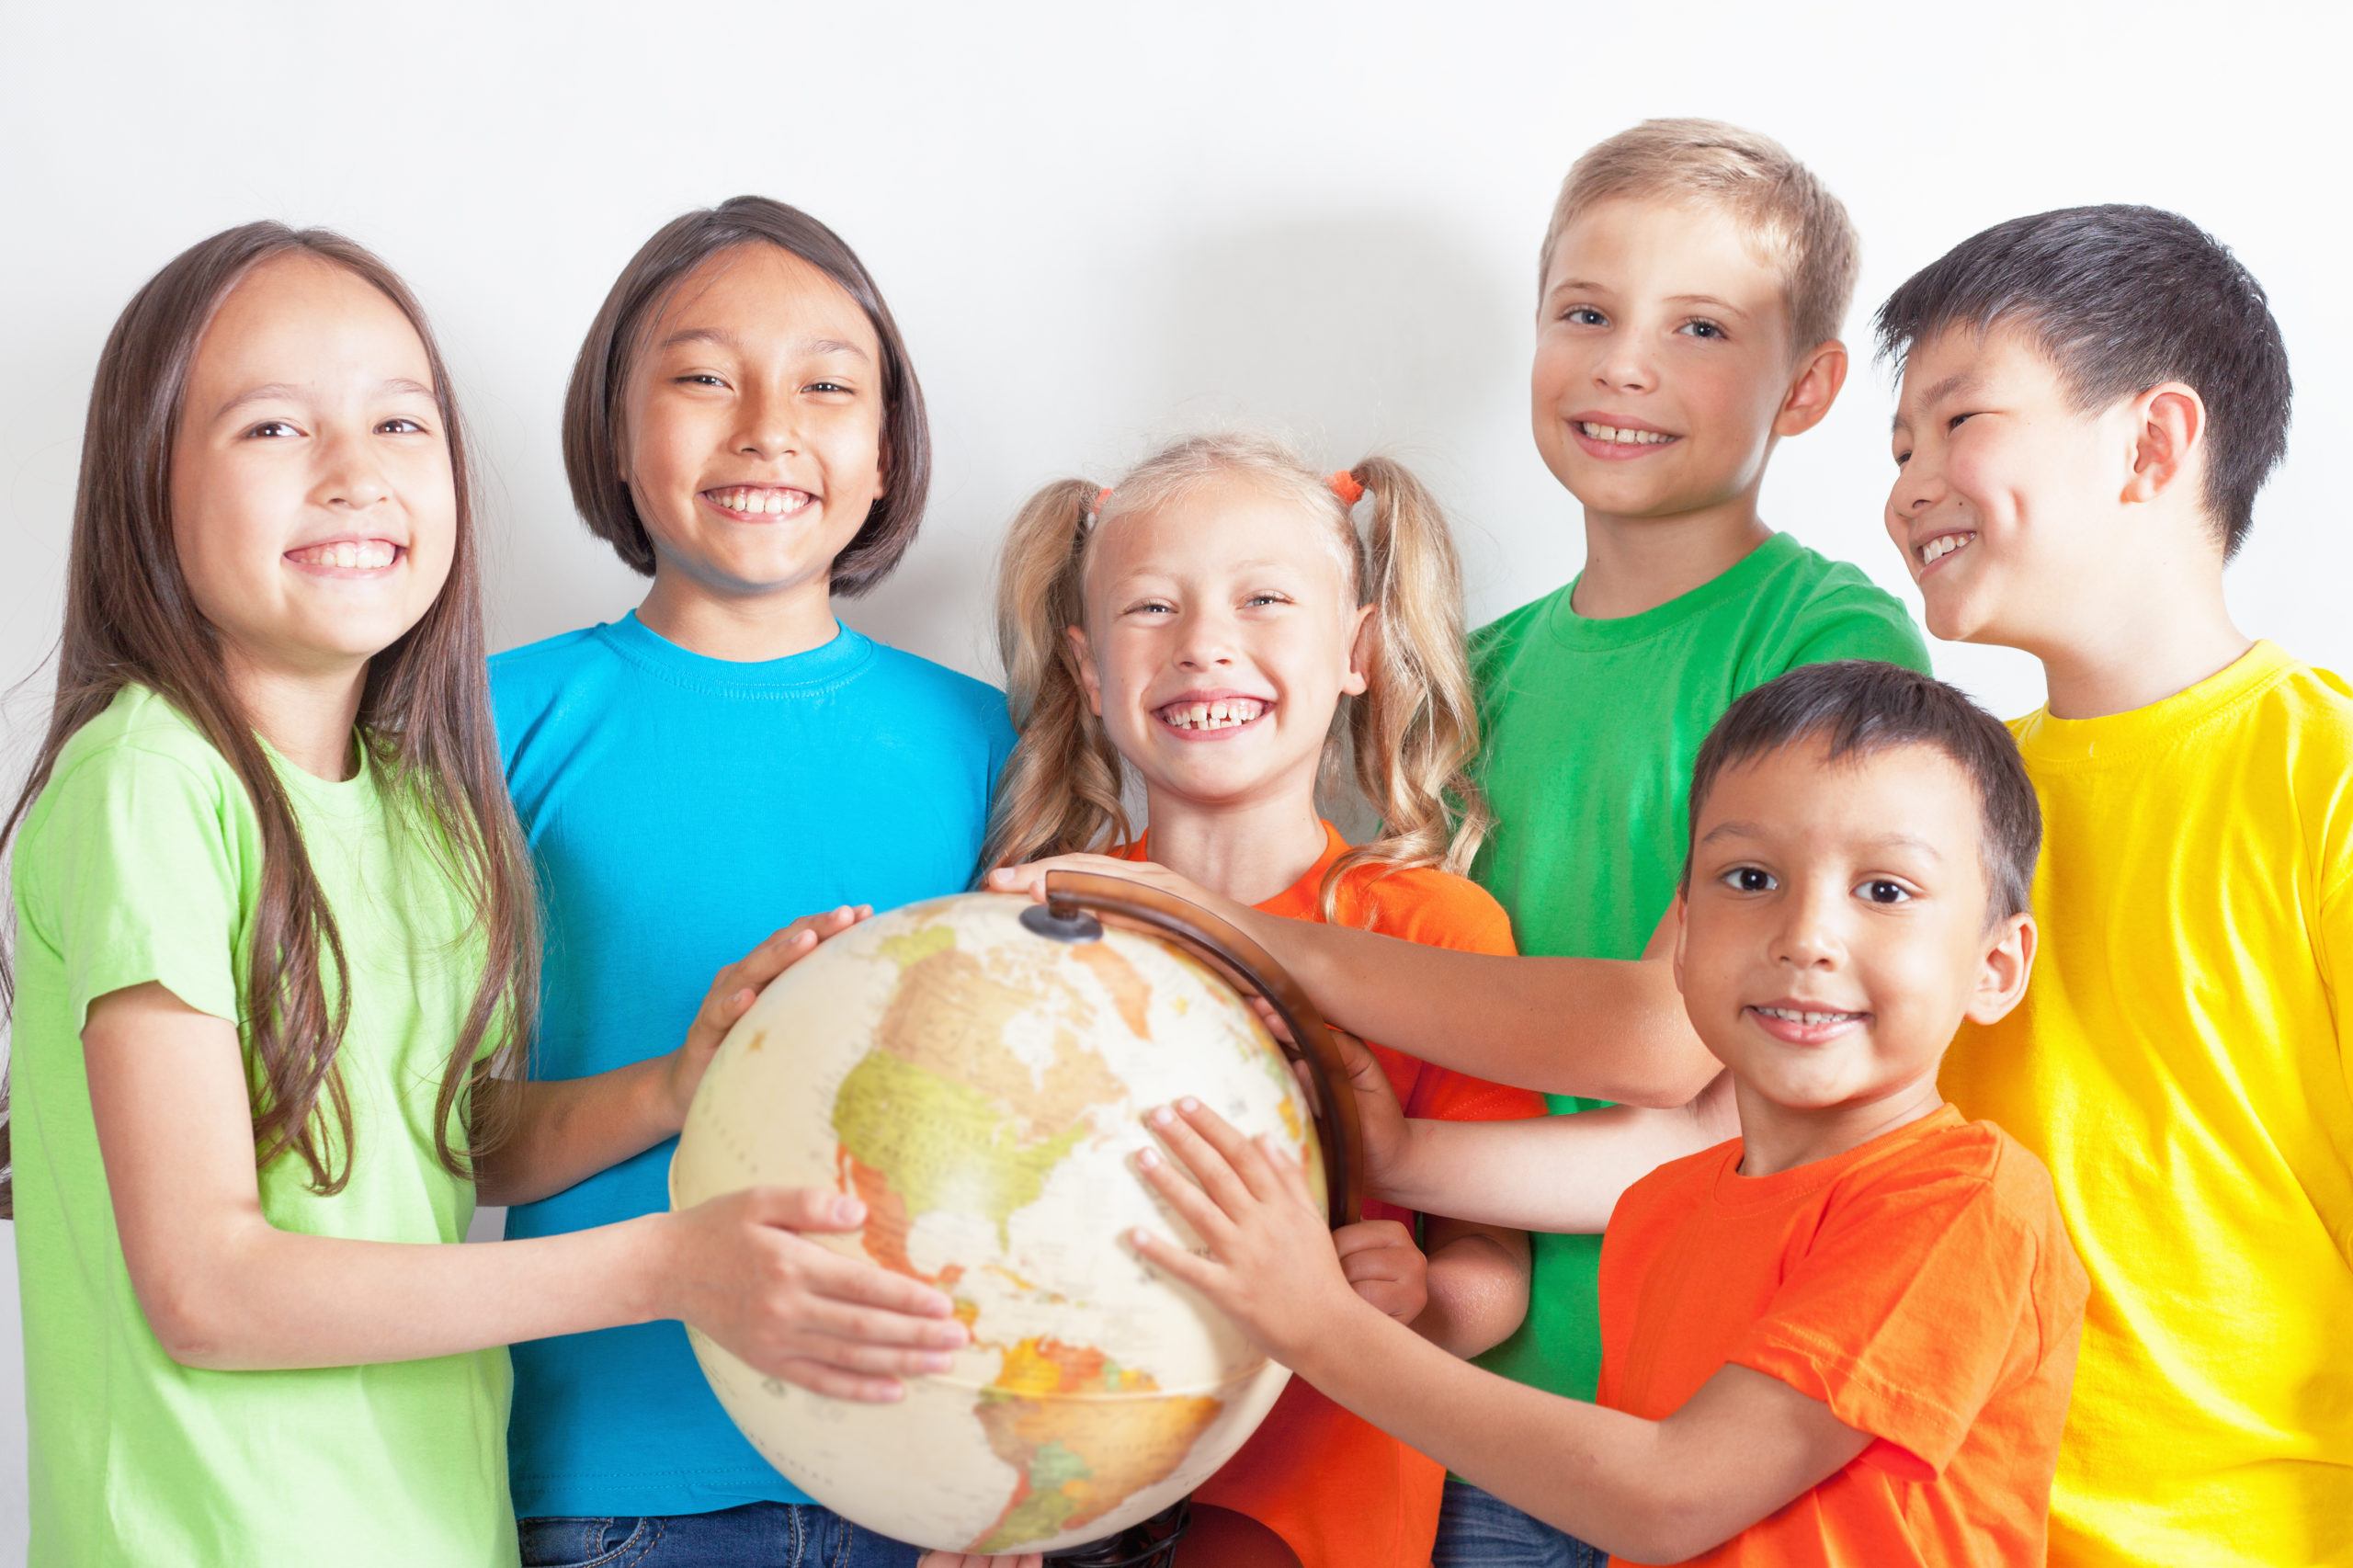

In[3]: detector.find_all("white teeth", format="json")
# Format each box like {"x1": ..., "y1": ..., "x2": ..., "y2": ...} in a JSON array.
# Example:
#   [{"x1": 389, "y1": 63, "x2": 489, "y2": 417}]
[
  {"x1": 290, "y1": 539, "x2": 397, "y2": 569},
  {"x1": 1918, "y1": 532, "x2": 1975, "y2": 566},
  {"x1": 1578, "y1": 421, "x2": 1674, "y2": 446},
  {"x1": 712, "y1": 486, "x2": 810, "y2": 516},
  {"x1": 1160, "y1": 699, "x2": 1267, "y2": 731},
  {"x1": 1757, "y1": 1006, "x2": 1859, "y2": 1025}
]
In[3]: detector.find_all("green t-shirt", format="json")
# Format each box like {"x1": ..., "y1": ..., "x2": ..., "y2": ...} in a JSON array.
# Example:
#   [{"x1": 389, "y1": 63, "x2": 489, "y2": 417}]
[
  {"x1": 1469, "y1": 531, "x2": 1932, "y2": 1402},
  {"x1": 8, "y1": 686, "x2": 516, "y2": 1567}
]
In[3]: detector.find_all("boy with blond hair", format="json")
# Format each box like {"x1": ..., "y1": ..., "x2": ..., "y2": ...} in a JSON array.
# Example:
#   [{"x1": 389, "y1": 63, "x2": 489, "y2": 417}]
[
  {"x1": 1461, "y1": 119, "x2": 1929, "y2": 1563},
  {"x1": 1876, "y1": 205, "x2": 2351, "y2": 1566}
]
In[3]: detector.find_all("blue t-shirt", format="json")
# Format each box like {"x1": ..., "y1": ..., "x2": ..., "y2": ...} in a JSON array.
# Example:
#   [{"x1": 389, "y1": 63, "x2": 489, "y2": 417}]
[{"x1": 490, "y1": 610, "x2": 1015, "y2": 1519}]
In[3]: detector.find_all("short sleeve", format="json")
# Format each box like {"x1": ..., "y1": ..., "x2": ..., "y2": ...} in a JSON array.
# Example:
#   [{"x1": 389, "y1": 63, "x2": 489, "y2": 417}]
[
  {"x1": 1782, "y1": 591, "x2": 1933, "y2": 677},
  {"x1": 1731, "y1": 1142, "x2": 2045, "y2": 1477},
  {"x1": 19, "y1": 744, "x2": 247, "y2": 1029}
]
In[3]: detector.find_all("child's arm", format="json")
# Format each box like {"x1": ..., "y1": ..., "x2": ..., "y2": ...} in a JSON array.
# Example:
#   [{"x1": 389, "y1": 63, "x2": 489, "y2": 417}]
[
  {"x1": 1416, "y1": 1217, "x2": 1531, "y2": 1358},
  {"x1": 474, "y1": 905, "x2": 870, "y2": 1209},
  {"x1": 85, "y1": 981, "x2": 964, "y2": 1398},
  {"x1": 991, "y1": 857, "x2": 1713, "y2": 1107},
  {"x1": 1132, "y1": 1101, "x2": 1870, "y2": 1563},
  {"x1": 1338, "y1": 1026, "x2": 1736, "y2": 1234}
]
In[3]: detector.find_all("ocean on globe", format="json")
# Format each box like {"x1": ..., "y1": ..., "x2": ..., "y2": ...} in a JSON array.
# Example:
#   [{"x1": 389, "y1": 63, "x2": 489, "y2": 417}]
[{"x1": 669, "y1": 890, "x2": 1324, "y2": 1556}]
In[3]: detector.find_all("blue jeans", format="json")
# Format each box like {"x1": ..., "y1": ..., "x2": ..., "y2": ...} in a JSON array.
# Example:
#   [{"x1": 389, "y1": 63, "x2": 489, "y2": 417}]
[
  {"x1": 1433, "y1": 1477, "x2": 1609, "y2": 1568},
  {"x1": 518, "y1": 1505, "x2": 923, "y2": 1568}
]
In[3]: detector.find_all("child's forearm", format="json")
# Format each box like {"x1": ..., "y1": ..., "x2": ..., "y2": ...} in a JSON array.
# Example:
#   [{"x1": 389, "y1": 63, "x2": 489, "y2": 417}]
[
  {"x1": 150, "y1": 1208, "x2": 678, "y2": 1369},
  {"x1": 474, "y1": 1061, "x2": 684, "y2": 1208},
  {"x1": 1382, "y1": 1097, "x2": 1726, "y2": 1233},
  {"x1": 1240, "y1": 915, "x2": 1712, "y2": 1106},
  {"x1": 1413, "y1": 1220, "x2": 1529, "y2": 1358},
  {"x1": 1295, "y1": 1302, "x2": 1859, "y2": 1563}
]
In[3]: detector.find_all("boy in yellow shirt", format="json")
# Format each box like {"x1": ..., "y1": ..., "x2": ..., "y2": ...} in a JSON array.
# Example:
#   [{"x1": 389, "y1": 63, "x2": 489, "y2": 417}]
[{"x1": 1876, "y1": 204, "x2": 2352, "y2": 1566}]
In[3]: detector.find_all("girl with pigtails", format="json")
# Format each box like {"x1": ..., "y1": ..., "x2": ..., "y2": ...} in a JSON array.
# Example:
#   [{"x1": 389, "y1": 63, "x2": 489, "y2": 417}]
[{"x1": 982, "y1": 434, "x2": 1540, "y2": 1568}]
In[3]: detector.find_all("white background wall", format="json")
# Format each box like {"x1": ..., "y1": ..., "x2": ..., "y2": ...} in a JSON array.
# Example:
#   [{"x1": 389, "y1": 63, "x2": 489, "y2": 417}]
[{"x1": 3, "y1": 0, "x2": 2348, "y2": 1553}]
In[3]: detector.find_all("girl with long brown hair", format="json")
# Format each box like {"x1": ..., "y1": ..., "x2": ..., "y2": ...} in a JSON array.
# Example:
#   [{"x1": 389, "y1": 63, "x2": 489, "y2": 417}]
[
  {"x1": 2, "y1": 224, "x2": 976, "y2": 1567},
  {"x1": 981, "y1": 433, "x2": 1539, "y2": 1568}
]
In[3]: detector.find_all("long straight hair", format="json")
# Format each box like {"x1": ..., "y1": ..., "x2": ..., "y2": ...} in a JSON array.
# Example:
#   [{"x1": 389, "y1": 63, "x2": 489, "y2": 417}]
[
  {"x1": 0, "y1": 222, "x2": 538, "y2": 1216},
  {"x1": 982, "y1": 433, "x2": 1492, "y2": 915}
]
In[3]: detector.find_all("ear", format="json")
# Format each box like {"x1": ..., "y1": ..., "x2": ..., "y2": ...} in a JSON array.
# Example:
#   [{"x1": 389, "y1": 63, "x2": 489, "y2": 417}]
[
  {"x1": 1963, "y1": 911, "x2": 2036, "y2": 1027},
  {"x1": 2121, "y1": 381, "x2": 2205, "y2": 509},
  {"x1": 1772, "y1": 340, "x2": 1849, "y2": 439},
  {"x1": 1340, "y1": 601, "x2": 1377, "y2": 699},
  {"x1": 1065, "y1": 624, "x2": 1105, "y2": 718}
]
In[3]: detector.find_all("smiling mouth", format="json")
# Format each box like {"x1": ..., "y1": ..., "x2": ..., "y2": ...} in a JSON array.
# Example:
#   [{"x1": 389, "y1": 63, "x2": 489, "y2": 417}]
[
  {"x1": 1754, "y1": 1006, "x2": 1866, "y2": 1026},
  {"x1": 704, "y1": 484, "x2": 817, "y2": 519},
  {"x1": 286, "y1": 539, "x2": 401, "y2": 570},
  {"x1": 1917, "y1": 531, "x2": 1976, "y2": 569},
  {"x1": 1575, "y1": 421, "x2": 1678, "y2": 448},
  {"x1": 1156, "y1": 698, "x2": 1269, "y2": 733}
]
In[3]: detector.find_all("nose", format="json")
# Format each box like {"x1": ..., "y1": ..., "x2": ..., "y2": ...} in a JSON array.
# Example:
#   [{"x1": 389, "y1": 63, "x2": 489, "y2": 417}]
[
  {"x1": 1174, "y1": 607, "x2": 1239, "y2": 674},
  {"x1": 313, "y1": 423, "x2": 392, "y2": 511},
  {"x1": 1593, "y1": 325, "x2": 1657, "y2": 396},
  {"x1": 1770, "y1": 879, "x2": 1846, "y2": 972},
  {"x1": 1889, "y1": 447, "x2": 1946, "y2": 525},
  {"x1": 733, "y1": 380, "x2": 801, "y2": 460}
]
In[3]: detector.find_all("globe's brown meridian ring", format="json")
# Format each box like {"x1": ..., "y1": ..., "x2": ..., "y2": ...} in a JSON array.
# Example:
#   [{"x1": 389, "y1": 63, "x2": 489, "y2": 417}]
[{"x1": 1039, "y1": 869, "x2": 1365, "y2": 1228}]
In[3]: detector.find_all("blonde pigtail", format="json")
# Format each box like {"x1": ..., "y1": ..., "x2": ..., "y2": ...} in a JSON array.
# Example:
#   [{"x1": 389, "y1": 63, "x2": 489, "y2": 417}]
[
  {"x1": 1319, "y1": 457, "x2": 1493, "y2": 917},
  {"x1": 979, "y1": 479, "x2": 1134, "y2": 874}
]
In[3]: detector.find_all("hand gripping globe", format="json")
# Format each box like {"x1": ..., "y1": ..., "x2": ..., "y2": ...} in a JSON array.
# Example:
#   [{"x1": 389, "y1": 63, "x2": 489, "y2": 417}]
[{"x1": 670, "y1": 872, "x2": 1364, "y2": 1562}]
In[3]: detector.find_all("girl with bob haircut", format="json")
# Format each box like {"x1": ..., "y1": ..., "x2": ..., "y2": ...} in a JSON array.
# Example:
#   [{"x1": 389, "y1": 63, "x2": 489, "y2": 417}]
[
  {"x1": 488, "y1": 197, "x2": 1023, "y2": 1568},
  {"x1": 3, "y1": 222, "x2": 981, "y2": 1568},
  {"x1": 983, "y1": 433, "x2": 1540, "y2": 1568}
]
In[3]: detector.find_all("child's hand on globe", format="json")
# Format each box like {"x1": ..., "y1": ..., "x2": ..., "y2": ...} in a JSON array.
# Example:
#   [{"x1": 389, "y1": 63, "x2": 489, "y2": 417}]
[
  {"x1": 1335, "y1": 1219, "x2": 1430, "y2": 1324},
  {"x1": 1128, "y1": 1097, "x2": 1368, "y2": 1369},
  {"x1": 657, "y1": 1186, "x2": 971, "y2": 1402},
  {"x1": 664, "y1": 904, "x2": 873, "y2": 1125}
]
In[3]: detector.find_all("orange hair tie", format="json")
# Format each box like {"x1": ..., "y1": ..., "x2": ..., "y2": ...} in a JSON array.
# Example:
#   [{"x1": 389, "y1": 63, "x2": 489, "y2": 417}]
[
  {"x1": 1097, "y1": 486, "x2": 1115, "y2": 509},
  {"x1": 1327, "y1": 471, "x2": 1366, "y2": 507}
]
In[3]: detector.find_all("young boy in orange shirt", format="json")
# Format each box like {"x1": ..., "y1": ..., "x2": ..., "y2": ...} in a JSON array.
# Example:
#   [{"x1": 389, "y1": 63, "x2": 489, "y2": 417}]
[{"x1": 1124, "y1": 660, "x2": 2089, "y2": 1565}]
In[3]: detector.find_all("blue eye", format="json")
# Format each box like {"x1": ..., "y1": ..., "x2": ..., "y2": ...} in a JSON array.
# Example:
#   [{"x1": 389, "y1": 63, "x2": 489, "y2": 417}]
[
  {"x1": 1564, "y1": 306, "x2": 1607, "y2": 327},
  {"x1": 1681, "y1": 320, "x2": 1725, "y2": 339}
]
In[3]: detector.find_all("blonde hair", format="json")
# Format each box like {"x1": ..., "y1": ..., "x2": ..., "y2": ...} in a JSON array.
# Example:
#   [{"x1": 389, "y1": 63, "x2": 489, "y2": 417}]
[
  {"x1": 983, "y1": 433, "x2": 1491, "y2": 916},
  {"x1": 1539, "y1": 118, "x2": 1859, "y2": 357}
]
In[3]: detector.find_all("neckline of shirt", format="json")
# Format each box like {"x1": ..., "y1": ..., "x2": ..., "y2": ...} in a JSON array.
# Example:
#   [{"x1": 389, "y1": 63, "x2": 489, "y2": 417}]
[
  {"x1": 1545, "y1": 531, "x2": 1799, "y2": 653},
  {"x1": 2012, "y1": 640, "x2": 2293, "y2": 770},
  {"x1": 1120, "y1": 820, "x2": 1351, "y2": 919},
  {"x1": 1709, "y1": 1101, "x2": 1966, "y2": 1211},
  {"x1": 599, "y1": 609, "x2": 879, "y2": 695}
]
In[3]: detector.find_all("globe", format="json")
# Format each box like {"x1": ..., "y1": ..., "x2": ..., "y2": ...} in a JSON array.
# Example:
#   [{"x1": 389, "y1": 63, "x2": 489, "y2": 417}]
[{"x1": 669, "y1": 888, "x2": 1329, "y2": 1557}]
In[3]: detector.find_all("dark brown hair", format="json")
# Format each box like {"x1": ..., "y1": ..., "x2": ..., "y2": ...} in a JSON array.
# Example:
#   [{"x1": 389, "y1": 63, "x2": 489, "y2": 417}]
[
  {"x1": 1684, "y1": 660, "x2": 2041, "y2": 924},
  {"x1": 563, "y1": 196, "x2": 929, "y2": 596},
  {"x1": 0, "y1": 222, "x2": 538, "y2": 1216},
  {"x1": 1874, "y1": 205, "x2": 2291, "y2": 560}
]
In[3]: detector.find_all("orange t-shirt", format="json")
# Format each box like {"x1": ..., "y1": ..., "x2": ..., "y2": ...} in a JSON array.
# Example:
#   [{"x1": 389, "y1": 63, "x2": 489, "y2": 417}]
[
  {"x1": 1122, "y1": 823, "x2": 1544, "y2": 1568},
  {"x1": 1597, "y1": 1104, "x2": 2088, "y2": 1567}
]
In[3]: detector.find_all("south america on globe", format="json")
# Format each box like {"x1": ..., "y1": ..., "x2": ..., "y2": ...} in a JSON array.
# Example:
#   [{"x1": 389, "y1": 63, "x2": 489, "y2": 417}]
[{"x1": 669, "y1": 891, "x2": 1323, "y2": 1556}]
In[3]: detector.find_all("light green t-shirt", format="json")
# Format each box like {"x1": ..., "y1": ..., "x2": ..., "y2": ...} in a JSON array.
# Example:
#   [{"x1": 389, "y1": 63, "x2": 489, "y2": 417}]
[
  {"x1": 1469, "y1": 531, "x2": 1932, "y2": 1403},
  {"x1": 8, "y1": 685, "x2": 516, "y2": 1567}
]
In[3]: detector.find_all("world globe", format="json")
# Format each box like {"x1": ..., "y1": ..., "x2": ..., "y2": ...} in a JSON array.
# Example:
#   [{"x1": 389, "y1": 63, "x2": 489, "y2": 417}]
[{"x1": 670, "y1": 881, "x2": 1351, "y2": 1558}]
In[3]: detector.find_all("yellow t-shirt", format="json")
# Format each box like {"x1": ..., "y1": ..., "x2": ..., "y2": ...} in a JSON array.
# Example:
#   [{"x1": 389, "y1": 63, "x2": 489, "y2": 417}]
[{"x1": 1942, "y1": 641, "x2": 2353, "y2": 1568}]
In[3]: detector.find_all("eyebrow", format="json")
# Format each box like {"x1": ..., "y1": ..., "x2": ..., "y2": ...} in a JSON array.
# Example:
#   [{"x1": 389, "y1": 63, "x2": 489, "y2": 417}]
[
  {"x1": 212, "y1": 377, "x2": 436, "y2": 420},
  {"x1": 1697, "y1": 820, "x2": 1945, "y2": 859},
  {"x1": 1893, "y1": 369, "x2": 1980, "y2": 431},
  {"x1": 656, "y1": 325, "x2": 872, "y2": 361}
]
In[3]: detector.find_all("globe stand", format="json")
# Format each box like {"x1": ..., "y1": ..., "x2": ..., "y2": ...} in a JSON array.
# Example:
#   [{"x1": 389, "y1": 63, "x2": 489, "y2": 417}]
[{"x1": 1043, "y1": 1497, "x2": 1190, "y2": 1568}]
